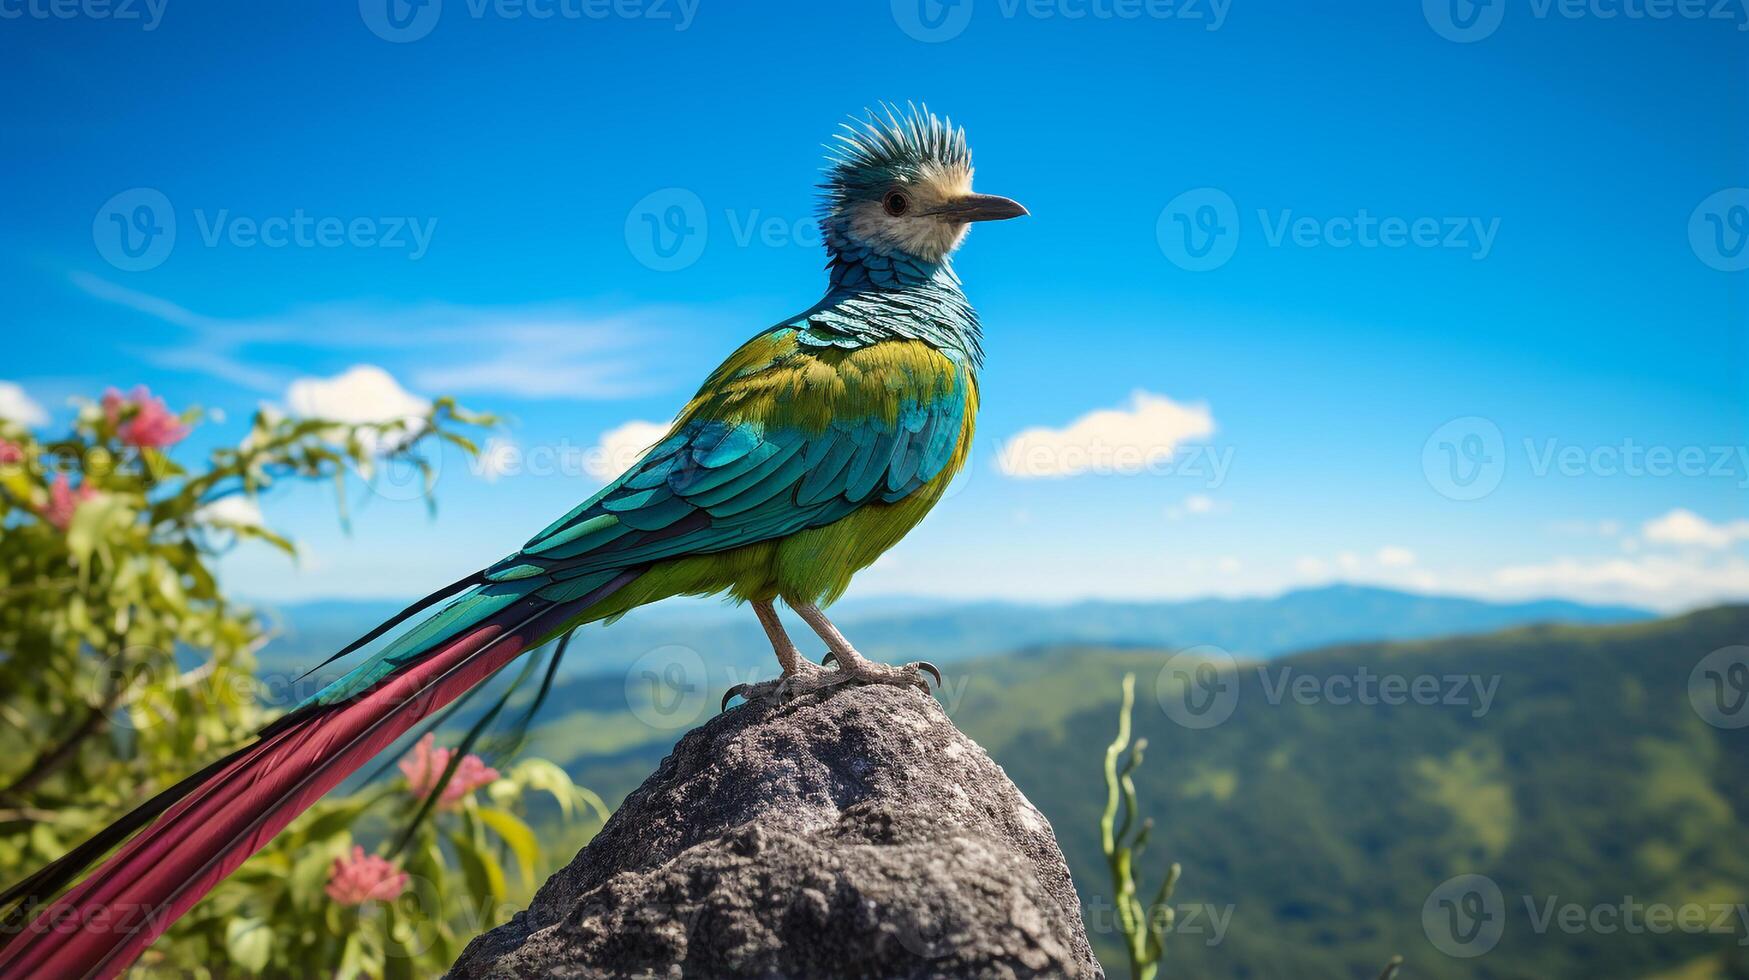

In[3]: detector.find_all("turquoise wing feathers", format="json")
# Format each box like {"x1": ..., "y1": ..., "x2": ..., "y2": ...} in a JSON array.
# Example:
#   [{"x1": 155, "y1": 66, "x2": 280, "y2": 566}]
[{"x1": 303, "y1": 332, "x2": 971, "y2": 708}]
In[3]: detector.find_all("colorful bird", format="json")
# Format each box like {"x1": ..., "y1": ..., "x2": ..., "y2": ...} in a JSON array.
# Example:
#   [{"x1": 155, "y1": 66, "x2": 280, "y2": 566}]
[{"x1": 0, "y1": 104, "x2": 1026, "y2": 978}]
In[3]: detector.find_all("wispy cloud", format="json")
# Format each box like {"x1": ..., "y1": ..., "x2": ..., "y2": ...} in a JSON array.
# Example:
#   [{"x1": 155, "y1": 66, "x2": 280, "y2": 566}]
[
  {"x1": 69, "y1": 272, "x2": 671, "y2": 400},
  {"x1": 1167, "y1": 493, "x2": 1227, "y2": 520},
  {"x1": 0, "y1": 382, "x2": 49, "y2": 427},
  {"x1": 285, "y1": 365, "x2": 429, "y2": 425},
  {"x1": 998, "y1": 391, "x2": 1216, "y2": 479},
  {"x1": 1641, "y1": 508, "x2": 1749, "y2": 550},
  {"x1": 1487, "y1": 553, "x2": 1749, "y2": 610},
  {"x1": 587, "y1": 419, "x2": 672, "y2": 480}
]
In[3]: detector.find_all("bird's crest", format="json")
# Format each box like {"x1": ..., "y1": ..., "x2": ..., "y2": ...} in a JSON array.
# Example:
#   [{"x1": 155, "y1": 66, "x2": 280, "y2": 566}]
[{"x1": 819, "y1": 103, "x2": 970, "y2": 218}]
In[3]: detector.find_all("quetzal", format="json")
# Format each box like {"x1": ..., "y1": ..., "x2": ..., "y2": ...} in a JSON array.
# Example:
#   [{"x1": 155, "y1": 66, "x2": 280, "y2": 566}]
[{"x1": 0, "y1": 104, "x2": 1025, "y2": 979}]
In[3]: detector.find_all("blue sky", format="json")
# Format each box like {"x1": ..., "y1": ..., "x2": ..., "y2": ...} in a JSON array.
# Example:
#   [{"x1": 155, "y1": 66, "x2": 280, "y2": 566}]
[{"x1": 1, "y1": 0, "x2": 1744, "y2": 611}]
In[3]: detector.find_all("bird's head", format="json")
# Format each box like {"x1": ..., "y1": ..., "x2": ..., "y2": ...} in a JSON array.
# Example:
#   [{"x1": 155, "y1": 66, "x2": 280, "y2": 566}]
[{"x1": 818, "y1": 104, "x2": 1027, "y2": 266}]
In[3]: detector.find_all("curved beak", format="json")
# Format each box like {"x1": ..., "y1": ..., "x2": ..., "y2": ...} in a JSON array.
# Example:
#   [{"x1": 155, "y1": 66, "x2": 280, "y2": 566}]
[{"x1": 929, "y1": 193, "x2": 1029, "y2": 223}]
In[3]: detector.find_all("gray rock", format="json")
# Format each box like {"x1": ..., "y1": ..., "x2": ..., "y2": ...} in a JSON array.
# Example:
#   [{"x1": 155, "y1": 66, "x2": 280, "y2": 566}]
[{"x1": 448, "y1": 684, "x2": 1102, "y2": 979}]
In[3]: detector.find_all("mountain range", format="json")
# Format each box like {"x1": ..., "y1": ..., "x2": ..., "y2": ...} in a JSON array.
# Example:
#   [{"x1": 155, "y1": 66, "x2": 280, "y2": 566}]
[{"x1": 254, "y1": 584, "x2": 1651, "y2": 683}]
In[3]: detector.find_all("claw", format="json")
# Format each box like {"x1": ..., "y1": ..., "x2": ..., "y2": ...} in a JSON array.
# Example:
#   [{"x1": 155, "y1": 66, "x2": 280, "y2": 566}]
[
  {"x1": 820, "y1": 651, "x2": 837, "y2": 667},
  {"x1": 721, "y1": 683, "x2": 753, "y2": 712},
  {"x1": 914, "y1": 661, "x2": 942, "y2": 689}
]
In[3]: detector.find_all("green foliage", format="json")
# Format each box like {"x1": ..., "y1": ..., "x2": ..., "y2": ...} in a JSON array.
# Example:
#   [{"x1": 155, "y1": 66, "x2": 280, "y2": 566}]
[
  {"x1": 151, "y1": 759, "x2": 607, "y2": 978},
  {"x1": 1099, "y1": 673, "x2": 1181, "y2": 980},
  {"x1": 947, "y1": 609, "x2": 1749, "y2": 979},
  {"x1": 514, "y1": 609, "x2": 1748, "y2": 978},
  {"x1": 0, "y1": 389, "x2": 606, "y2": 976}
]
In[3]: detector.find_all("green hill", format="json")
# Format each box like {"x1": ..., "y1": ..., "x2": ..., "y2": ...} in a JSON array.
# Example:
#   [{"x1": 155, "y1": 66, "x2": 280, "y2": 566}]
[
  {"x1": 948, "y1": 606, "x2": 1749, "y2": 979},
  {"x1": 511, "y1": 606, "x2": 1748, "y2": 978}
]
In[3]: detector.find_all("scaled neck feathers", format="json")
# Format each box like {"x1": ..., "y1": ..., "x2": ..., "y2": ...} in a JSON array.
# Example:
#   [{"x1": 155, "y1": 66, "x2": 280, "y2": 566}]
[{"x1": 789, "y1": 224, "x2": 984, "y2": 370}]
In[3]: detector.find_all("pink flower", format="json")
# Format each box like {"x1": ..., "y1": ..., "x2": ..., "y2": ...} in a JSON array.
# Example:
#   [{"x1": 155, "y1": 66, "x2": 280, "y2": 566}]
[
  {"x1": 399, "y1": 733, "x2": 499, "y2": 808},
  {"x1": 0, "y1": 439, "x2": 22, "y2": 467},
  {"x1": 42, "y1": 473, "x2": 96, "y2": 531},
  {"x1": 104, "y1": 385, "x2": 189, "y2": 449},
  {"x1": 324, "y1": 846, "x2": 407, "y2": 906}
]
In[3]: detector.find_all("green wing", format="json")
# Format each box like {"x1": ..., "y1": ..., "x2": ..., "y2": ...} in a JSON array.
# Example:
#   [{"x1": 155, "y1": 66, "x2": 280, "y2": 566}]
[
  {"x1": 485, "y1": 335, "x2": 972, "y2": 602},
  {"x1": 303, "y1": 332, "x2": 970, "y2": 708}
]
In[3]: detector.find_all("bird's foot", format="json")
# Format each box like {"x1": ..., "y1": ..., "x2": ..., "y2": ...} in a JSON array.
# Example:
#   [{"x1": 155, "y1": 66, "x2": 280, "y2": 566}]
[
  {"x1": 819, "y1": 651, "x2": 941, "y2": 694},
  {"x1": 720, "y1": 662, "x2": 843, "y2": 710},
  {"x1": 721, "y1": 655, "x2": 942, "y2": 710}
]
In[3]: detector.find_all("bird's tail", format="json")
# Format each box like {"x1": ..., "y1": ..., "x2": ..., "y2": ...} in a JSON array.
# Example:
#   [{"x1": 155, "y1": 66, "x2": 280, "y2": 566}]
[{"x1": 0, "y1": 570, "x2": 636, "y2": 980}]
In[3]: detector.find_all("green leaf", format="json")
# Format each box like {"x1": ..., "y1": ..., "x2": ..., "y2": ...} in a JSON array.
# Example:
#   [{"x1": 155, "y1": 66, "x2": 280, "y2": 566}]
[
  {"x1": 475, "y1": 807, "x2": 539, "y2": 885},
  {"x1": 337, "y1": 929, "x2": 366, "y2": 980},
  {"x1": 225, "y1": 916, "x2": 274, "y2": 973},
  {"x1": 449, "y1": 830, "x2": 507, "y2": 905},
  {"x1": 65, "y1": 494, "x2": 131, "y2": 565}
]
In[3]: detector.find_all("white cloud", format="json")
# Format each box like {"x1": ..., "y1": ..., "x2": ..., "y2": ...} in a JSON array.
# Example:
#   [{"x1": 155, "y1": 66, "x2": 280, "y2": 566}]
[
  {"x1": 196, "y1": 495, "x2": 264, "y2": 527},
  {"x1": 586, "y1": 419, "x2": 672, "y2": 480},
  {"x1": 998, "y1": 391, "x2": 1215, "y2": 479},
  {"x1": 1216, "y1": 556, "x2": 1242, "y2": 574},
  {"x1": 1641, "y1": 508, "x2": 1749, "y2": 550},
  {"x1": 1487, "y1": 552, "x2": 1749, "y2": 610},
  {"x1": 1407, "y1": 571, "x2": 1440, "y2": 591},
  {"x1": 1167, "y1": 493, "x2": 1226, "y2": 520},
  {"x1": 1295, "y1": 556, "x2": 1331, "y2": 577},
  {"x1": 1377, "y1": 545, "x2": 1417, "y2": 568},
  {"x1": 0, "y1": 382, "x2": 48, "y2": 428},
  {"x1": 71, "y1": 273, "x2": 669, "y2": 400},
  {"x1": 286, "y1": 365, "x2": 429, "y2": 426},
  {"x1": 280, "y1": 365, "x2": 431, "y2": 459},
  {"x1": 471, "y1": 437, "x2": 519, "y2": 483}
]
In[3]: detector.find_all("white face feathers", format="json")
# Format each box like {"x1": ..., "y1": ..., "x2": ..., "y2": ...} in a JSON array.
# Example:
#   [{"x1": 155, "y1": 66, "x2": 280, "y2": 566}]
[{"x1": 842, "y1": 161, "x2": 977, "y2": 263}]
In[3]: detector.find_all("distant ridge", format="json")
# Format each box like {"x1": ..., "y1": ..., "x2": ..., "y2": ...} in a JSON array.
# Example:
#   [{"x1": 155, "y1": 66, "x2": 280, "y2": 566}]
[{"x1": 253, "y1": 584, "x2": 1653, "y2": 679}]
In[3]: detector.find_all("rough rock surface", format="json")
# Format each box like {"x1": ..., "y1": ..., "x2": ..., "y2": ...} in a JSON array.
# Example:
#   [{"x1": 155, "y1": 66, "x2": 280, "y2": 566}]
[{"x1": 447, "y1": 684, "x2": 1101, "y2": 979}]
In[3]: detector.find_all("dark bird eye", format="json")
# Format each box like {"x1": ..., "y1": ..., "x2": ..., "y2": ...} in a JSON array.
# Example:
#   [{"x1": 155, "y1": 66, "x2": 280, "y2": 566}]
[{"x1": 882, "y1": 191, "x2": 909, "y2": 216}]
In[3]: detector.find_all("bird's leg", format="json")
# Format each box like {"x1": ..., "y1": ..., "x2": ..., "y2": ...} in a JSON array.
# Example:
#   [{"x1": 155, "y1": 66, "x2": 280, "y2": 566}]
[
  {"x1": 789, "y1": 600, "x2": 940, "y2": 693},
  {"x1": 721, "y1": 599, "x2": 833, "y2": 709},
  {"x1": 753, "y1": 599, "x2": 821, "y2": 679}
]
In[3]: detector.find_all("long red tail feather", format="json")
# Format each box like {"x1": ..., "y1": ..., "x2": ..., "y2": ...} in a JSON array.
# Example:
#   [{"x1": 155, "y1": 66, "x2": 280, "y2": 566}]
[{"x1": 0, "y1": 586, "x2": 608, "y2": 980}]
